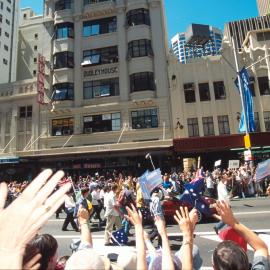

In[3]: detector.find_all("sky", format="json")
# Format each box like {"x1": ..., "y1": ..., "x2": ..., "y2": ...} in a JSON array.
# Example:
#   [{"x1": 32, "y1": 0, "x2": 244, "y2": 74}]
[{"x1": 21, "y1": 0, "x2": 259, "y2": 42}]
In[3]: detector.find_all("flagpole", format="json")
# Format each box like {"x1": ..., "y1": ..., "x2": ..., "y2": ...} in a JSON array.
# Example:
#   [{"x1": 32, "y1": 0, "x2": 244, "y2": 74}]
[{"x1": 232, "y1": 37, "x2": 249, "y2": 136}]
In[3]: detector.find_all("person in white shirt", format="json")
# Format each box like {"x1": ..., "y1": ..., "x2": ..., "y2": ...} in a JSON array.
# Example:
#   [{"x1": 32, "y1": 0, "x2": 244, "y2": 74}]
[
  {"x1": 104, "y1": 184, "x2": 122, "y2": 246},
  {"x1": 205, "y1": 171, "x2": 215, "y2": 198},
  {"x1": 213, "y1": 176, "x2": 230, "y2": 234},
  {"x1": 62, "y1": 190, "x2": 79, "y2": 232},
  {"x1": 90, "y1": 186, "x2": 102, "y2": 230}
]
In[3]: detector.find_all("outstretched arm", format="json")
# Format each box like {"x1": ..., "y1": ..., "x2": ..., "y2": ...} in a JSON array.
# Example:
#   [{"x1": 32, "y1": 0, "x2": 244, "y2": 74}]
[
  {"x1": 77, "y1": 207, "x2": 92, "y2": 247},
  {"x1": 125, "y1": 204, "x2": 147, "y2": 270},
  {"x1": 155, "y1": 216, "x2": 175, "y2": 270},
  {"x1": 216, "y1": 200, "x2": 268, "y2": 257}
]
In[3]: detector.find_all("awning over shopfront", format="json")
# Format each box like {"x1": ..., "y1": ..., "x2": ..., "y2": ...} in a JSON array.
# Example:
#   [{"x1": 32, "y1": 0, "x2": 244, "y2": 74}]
[{"x1": 173, "y1": 132, "x2": 270, "y2": 153}]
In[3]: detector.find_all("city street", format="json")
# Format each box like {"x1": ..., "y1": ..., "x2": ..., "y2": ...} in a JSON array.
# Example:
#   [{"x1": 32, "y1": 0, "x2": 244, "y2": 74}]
[{"x1": 41, "y1": 197, "x2": 270, "y2": 269}]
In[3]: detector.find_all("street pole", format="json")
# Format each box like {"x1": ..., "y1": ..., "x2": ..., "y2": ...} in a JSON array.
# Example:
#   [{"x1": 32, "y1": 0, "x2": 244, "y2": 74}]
[{"x1": 232, "y1": 37, "x2": 249, "y2": 136}]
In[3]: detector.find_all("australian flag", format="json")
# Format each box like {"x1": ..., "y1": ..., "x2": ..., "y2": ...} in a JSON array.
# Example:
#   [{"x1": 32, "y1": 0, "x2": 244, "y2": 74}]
[
  {"x1": 235, "y1": 67, "x2": 255, "y2": 133},
  {"x1": 180, "y1": 169, "x2": 212, "y2": 217}
]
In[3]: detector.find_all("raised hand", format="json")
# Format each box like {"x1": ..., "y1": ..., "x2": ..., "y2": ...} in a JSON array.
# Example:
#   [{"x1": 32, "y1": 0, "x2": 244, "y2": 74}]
[
  {"x1": 77, "y1": 206, "x2": 90, "y2": 225},
  {"x1": 125, "y1": 204, "x2": 142, "y2": 227},
  {"x1": 174, "y1": 207, "x2": 193, "y2": 236},
  {"x1": 155, "y1": 215, "x2": 167, "y2": 236},
  {"x1": 215, "y1": 200, "x2": 237, "y2": 227},
  {"x1": 0, "y1": 169, "x2": 71, "y2": 254}
]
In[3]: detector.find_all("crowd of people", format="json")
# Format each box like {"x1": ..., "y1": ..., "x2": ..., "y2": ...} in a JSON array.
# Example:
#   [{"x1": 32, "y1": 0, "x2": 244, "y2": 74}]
[{"x1": 1, "y1": 164, "x2": 270, "y2": 270}]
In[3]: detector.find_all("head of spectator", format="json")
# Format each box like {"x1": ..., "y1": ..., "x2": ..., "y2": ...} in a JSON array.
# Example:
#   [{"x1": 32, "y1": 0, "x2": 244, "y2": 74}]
[
  {"x1": 23, "y1": 234, "x2": 58, "y2": 270},
  {"x1": 149, "y1": 252, "x2": 182, "y2": 270},
  {"x1": 65, "y1": 249, "x2": 109, "y2": 270},
  {"x1": 212, "y1": 240, "x2": 249, "y2": 270},
  {"x1": 55, "y1": 256, "x2": 70, "y2": 270},
  {"x1": 163, "y1": 173, "x2": 170, "y2": 182},
  {"x1": 111, "y1": 184, "x2": 118, "y2": 193},
  {"x1": 117, "y1": 251, "x2": 137, "y2": 269}
]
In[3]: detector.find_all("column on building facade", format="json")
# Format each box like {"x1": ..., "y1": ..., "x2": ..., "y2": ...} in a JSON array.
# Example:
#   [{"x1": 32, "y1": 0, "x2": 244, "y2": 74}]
[
  {"x1": 32, "y1": 102, "x2": 40, "y2": 150},
  {"x1": 10, "y1": 107, "x2": 17, "y2": 152},
  {"x1": 74, "y1": 12, "x2": 83, "y2": 108},
  {"x1": 250, "y1": 48, "x2": 266, "y2": 131},
  {"x1": 149, "y1": 0, "x2": 169, "y2": 98},
  {"x1": 116, "y1": 2, "x2": 129, "y2": 102},
  {"x1": 0, "y1": 112, "x2": 4, "y2": 149}
]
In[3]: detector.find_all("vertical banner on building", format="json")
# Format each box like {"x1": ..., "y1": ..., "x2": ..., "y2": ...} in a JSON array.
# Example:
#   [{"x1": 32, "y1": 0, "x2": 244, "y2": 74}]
[
  {"x1": 234, "y1": 67, "x2": 255, "y2": 133},
  {"x1": 37, "y1": 54, "x2": 46, "y2": 104}
]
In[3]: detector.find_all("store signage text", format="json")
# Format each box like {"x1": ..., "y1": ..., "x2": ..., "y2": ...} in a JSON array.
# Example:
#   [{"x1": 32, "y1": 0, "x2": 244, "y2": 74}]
[{"x1": 84, "y1": 67, "x2": 118, "y2": 78}]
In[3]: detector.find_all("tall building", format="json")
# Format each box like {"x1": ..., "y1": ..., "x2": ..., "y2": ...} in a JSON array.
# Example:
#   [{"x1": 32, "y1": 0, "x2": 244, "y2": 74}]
[
  {"x1": 171, "y1": 24, "x2": 223, "y2": 64},
  {"x1": 224, "y1": 14, "x2": 270, "y2": 49},
  {"x1": 0, "y1": 0, "x2": 173, "y2": 178},
  {"x1": 257, "y1": 0, "x2": 270, "y2": 16},
  {"x1": 0, "y1": 0, "x2": 19, "y2": 83}
]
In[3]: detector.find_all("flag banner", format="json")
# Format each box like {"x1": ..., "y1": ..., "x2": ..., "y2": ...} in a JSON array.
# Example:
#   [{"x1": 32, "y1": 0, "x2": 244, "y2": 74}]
[
  {"x1": 235, "y1": 67, "x2": 255, "y2": 133},
  {"x1": 139, "y1": 169, "x2": 163, "y2": 200},
  {"x1": 255, "y1": 159, "x2": 270, "y2": 181},
  {"x1": 190, "y1": 168, "x2": 205, "y2": 183},
  {"x1": 214, "y1": 160, "x2": 222, "y2": 167}
]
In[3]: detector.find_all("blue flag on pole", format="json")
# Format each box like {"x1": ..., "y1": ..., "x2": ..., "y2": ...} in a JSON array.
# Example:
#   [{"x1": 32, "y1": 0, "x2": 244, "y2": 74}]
[{"x1": 234, "y1": 67, "x2": 255, "y2": 133}]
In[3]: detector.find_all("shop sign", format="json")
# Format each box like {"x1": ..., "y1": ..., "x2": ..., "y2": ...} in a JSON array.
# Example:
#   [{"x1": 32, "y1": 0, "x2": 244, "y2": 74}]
[
  {"x1": 83, "y1": 66, "x2": 118, "y2": 78},
  {"x1": 0, "y1": 156, "x2": 19, "y2": 164},
  {"x1": 83, "y1": 163, "x2": 102, "y2": 169},
  {"x1": 228, "y1": 160, "x2": 240, "y2": 169}
]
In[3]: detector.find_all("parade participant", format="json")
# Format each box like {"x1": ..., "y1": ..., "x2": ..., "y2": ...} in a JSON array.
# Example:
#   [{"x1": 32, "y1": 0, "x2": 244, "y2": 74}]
[
  {"x1": 214, "y1": 175, "x2": 231, "y2": 234},
  {"x1": 90, "y1": 185, "x2": 103, "y2": 230},
  {"x1": 104, "y1": 184, "x2": 122, "y2": 246},
  {"x1": 62, "y1": 190, "x2": 78, "y2": 232}
]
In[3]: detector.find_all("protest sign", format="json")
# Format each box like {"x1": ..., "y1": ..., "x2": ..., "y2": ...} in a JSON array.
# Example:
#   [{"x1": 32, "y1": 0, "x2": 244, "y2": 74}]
[
  {"x1": 228, "y1": 160, "x2": 240, "y2": 169},
  {"x1": 255, "y1": 159, "x2": 270, "y2": 181},
  {"x1": 139, "y1": 169, "x2": 163, "y2": 200},
  {"x1": 214, "y1": 160, "x2": 222, "y2": 167}
]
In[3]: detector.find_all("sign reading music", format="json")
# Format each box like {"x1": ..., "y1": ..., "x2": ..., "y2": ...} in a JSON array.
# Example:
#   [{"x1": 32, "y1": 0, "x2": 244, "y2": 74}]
[{"x1": 83, "y1": 66, "x2": 118, "y2": 78}]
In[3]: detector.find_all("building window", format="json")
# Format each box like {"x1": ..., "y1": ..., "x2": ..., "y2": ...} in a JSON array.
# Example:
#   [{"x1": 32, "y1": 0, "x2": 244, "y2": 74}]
[
  {"x1": 202, "y1": 116, "x2": 214, "y2": 136},
  {"x1": 34, "y1": 45, "x2": 38, "y2": 51},
  {"x1": 19, "y1": 106, "x2": 32, "y2": 118},
  {"x1": 51, "y1": 83, "x2": 74, "y2": 101},
  {"x1": 83, "y1": 112, "x2": 121, "y2": 133},
  {"x1": 4, "y1": 44, "x2": 8, "y2": 51},
  {"x1": 55, "y1": 0, "x2": 73, "y2": 11},
  {"x1": 34, "y1": 33, "x2": 38, "y2": 39},
  {"x1": 5, "y1": 32, "x2": 9, "y2": 38},
  {"x1": 127, "y1": 39, "x2": 153, "y2": 58},
  {"x1": 130, "y1": 72, "x2": 155, "y2": 93},
  {"x1": 254, "y1": 112, "x2": 261, "y2": 132},
  {"x1": 264, "y1": 111, "x2": 270, "y2": 131},
  {"x1": 83, "y1": 17, "x2": 117, "y2": 37},
  {"x1": 5, "y1": 19, "x2": 10, "y2": 25},
  {"x1": 84, "y1": 0, "x2": 111, "y2": 5},
  {"x1": 218, "y1": 115, "x2": 230, "y2": 135},
  {"x1": 183, "y1": 83, "x2": 196, "y2": 103},
  {"x1": 55, "y1": 22, "x2": 74, "y2": 39},
  {"x1": 0, "y1": 14, "x2": 2, "y2": 22},
  {"x1": 53, "y1": 51, "x2": 74, "y2": 69},
  {"x1": 33, "y1": 57, "x2": 37, "y2": 63},
  {"x1": 258, "y1": 76, "x2": 270, "y2": 95},
  {"x1": 83, "y1": 78, "x2": 119, "y2": 99},
  {"x1": 187, "y1": 118, "x2": 199, "y2": 137},
  {"x1": 23, "y1": 13, "x2": 27, "y2": 19},
  {"x1": 6, "y1": 6, "x2": 11, "y2": 12},
  {"x1": 213, "y1": 81, "x2": 226, "y2": 100},
  {"x1": 249, "y1": 77, "x2": 256, "y2": 96},
  {"x1": 33, "y1": 70, "x2": 36, "y2": 76},
  {"x1": 82, "y1": 46, "x2": 118, "y2": 66},
  {"x1": 199, "y1": 83, "x2": 211, "y2": 101},
  {"x1": 0, "y1": 2, "x2": 3, "y2": 10},
  {"x1": 52, "y1": 118, "x2": 74, "y2": 136},
  {"x1": 126, "y1": 8, "x2": 150, "y2": 27},
  {"x1": 131, "y1": 108, "x2": 158, "y2": 129},
  {"x1": 3, "y1": 58, "x2": 7, "y2": 65},
  {"x1": 257, "y1": 32, "x2": 270, "y2": 42}
]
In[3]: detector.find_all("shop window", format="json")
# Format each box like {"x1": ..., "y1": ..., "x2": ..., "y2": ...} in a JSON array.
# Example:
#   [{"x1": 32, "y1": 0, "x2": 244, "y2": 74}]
[
  {"x1": 258, "y1": 76, "x2": 270, "y2": 95},
  {"x1": 83, "y1": 78, "x2": 119, "y2": 99},
  {"x1": 187, "y1": 118, "x2": 199, "y2": 137},
  {"x1": 131, "y1": 108, "x2": 158, "y2": 129},
  {"x1": 83, "y1": 112, "x2": 121, "y2": 133},
  {"x1": 51, "y1": 83, "x2": 74, "y2": 101},
  {"x1": 55, "y1": 22, "x2": 74, "y2": 39},
  {"x1": 202, "y1": 116, "x2": 214, "y2": 136},
  {"x1": 199, "y1": 83, "x2": 211, "y2": 101},
  {"x1": 126, "y1": 8, "x2": 150, "y2": 27},
  {"x1": 218, "y1": 115, "x2": 230, "y2": 135},
  {"x1": 82, "y1": 46, "x2": 118, "y2": 66},
  {"x1": 264, "y1": 111, "x2": 270, "y2": 131},
  {"x1": 213, "y1": 81, "x2": 226, "y2": 100},
  {"x1": 84, "y1": 0, "x2": 111, "y2": 5},
  {"x1": 254, "y1": 112, "x2": 261, "y2": 132},
  {"x1": 130, "y1": 72, "x2": 155, "y2": 92},
  {"x1": 127, "y1": 39, "x2": 153, "y2": 58},
  {"x1": 183, "y1": 83, "x2": 196, "y2": 103},
  {"x1": 52, "y1": 118, "x2": 74, "y2": 136},
  {"x1": 83, "y1": 17, "x2": 116, "y2": 37},
  {"x1": 55, "y1": 0, "x2": 73, "y2": 11},
  {"x1": 53, "y1": 51, "x2": 74, "y2": 69},
  {"x1": 19, "y1": 106, "x2": 32, "y2": 118}
]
